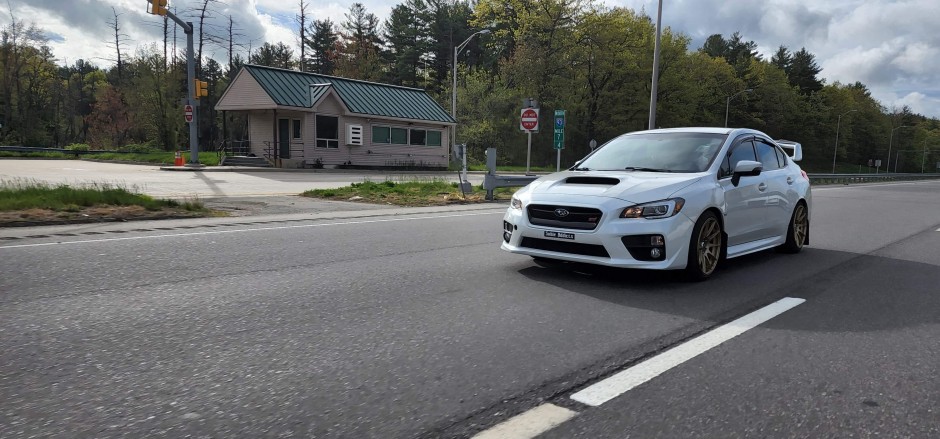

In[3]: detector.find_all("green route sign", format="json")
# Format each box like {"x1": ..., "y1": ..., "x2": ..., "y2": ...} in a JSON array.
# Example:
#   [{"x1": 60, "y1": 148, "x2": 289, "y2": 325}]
[{"x1": 553, "y1": 109, "x2": 565, "y2": 150}]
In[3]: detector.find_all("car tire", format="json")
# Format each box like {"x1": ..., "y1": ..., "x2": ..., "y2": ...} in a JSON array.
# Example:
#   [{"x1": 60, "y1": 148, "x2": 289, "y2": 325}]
[
  {"x1": 685, "y1": 211, "x2": 722, "y2": 281},
  {"x1": 778, "y1": 202, "x2": 808, "y2": 254}
]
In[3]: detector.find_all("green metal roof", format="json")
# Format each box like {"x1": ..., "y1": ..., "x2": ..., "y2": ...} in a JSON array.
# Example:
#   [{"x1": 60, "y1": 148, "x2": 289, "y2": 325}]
[{"x1": 243, "y1": 65, "x2": 456, "y2": 124}]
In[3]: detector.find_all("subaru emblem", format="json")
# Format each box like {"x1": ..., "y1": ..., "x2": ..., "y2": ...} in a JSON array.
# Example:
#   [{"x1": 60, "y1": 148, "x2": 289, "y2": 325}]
[{"x1": 554, "y1": 208, "x2": 570, "y2": 218}]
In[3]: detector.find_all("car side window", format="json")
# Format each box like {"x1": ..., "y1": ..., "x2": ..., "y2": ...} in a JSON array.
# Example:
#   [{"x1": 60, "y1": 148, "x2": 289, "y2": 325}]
[
  {"x1": 774, "y1": 144, "x2": 788, "y2": 167},
  {"x1": 755, "y1": 139, "x2": 781, "y2": 171},
  {"x1": 720, "y1": 139, "x2": 757, "y2": 178}
]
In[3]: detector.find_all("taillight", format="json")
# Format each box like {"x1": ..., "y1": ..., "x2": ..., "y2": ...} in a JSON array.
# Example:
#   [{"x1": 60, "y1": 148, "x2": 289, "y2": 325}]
[{"x1": 801, "y1": 170, "x2": 808, "y2": 180}]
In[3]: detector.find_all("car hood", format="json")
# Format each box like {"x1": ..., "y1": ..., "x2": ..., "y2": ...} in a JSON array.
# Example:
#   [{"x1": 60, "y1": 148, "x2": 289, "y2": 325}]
[{"x1": 526, "y1": 171, "x2": 704, "y2": 204}]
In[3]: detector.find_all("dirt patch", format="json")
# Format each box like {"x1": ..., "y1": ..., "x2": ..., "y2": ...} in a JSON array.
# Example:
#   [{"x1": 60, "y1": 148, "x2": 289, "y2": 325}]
[{"x1": 0, "y1": 205, "x2": 210, "y2": 227}]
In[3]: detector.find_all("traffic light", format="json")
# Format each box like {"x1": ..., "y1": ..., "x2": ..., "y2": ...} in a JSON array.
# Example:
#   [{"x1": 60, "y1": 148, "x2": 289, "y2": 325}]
[
  {"x1": 194, "y1": 79, "x2": 208, "y2": 100},
  {"x1": 149, "y1": 0, "x2": 168, "y2": 16}
]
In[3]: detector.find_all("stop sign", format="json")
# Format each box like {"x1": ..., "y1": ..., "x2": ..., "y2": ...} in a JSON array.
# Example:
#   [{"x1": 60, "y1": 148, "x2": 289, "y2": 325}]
[
  {"x1": 520, "y1": 108, "x2": 539, "y2": 131},
  {"x1": 184, "y1": 105, "x2": 193, "y2": 123}
]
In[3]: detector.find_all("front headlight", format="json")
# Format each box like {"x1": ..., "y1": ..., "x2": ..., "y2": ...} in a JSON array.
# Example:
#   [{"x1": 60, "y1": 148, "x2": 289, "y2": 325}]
[
  {"x1": 510, "y1": 196, "x2": 523, "y2": 209},
  {"x1": 620, "y1": 198, "x2": 685, "y2": 219}
]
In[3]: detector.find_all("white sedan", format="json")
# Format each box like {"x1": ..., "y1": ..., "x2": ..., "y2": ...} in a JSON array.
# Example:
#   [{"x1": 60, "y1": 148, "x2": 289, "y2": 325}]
[{"x1": 501, "y1": 127, "x2": 812, "y2": 280}]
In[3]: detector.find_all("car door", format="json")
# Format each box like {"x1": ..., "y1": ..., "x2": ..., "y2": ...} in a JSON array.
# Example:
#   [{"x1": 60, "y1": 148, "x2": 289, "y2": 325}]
[
  {"x1": 718, "y1": 137, "x2": 765, "y2": 246},
  {"x1": 754, "y1": 137, "x2": 792, "y2": 239}
]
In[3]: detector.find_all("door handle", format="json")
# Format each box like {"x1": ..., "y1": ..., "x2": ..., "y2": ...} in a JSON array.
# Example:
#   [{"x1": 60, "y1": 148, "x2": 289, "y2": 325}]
[
  {"x1": 758, "y1": 183, "x2": 767, "y2": 192},
  {"x1": 786, "y1": 176, "x2": 794, "y2": 184}
]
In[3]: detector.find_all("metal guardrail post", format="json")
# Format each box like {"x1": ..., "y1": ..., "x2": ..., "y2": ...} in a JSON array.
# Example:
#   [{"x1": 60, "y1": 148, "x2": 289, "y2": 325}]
[{"x1": 484, "y1": 148, "x2": 497, "y2": 201}]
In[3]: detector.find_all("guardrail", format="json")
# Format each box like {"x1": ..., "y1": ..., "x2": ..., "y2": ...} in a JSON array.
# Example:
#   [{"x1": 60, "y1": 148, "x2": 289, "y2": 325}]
[
  {"x1": 0, "y1": 146, "x2": 138, "y2": 155},
  {"x1": 807, "y1": 173, "x2": 940, "y2": 184},
  {"x1": 483, "y1": 148, "x2": 539, "y2": 200}
]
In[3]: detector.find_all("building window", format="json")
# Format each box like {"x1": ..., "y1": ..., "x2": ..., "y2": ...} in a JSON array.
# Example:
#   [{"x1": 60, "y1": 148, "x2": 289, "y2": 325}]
[
  {"x1": 410, "y1": 129, "x2": 426, "y2": 146},
  {"x1": 390, "y1": 127, "x2": 407, "y2": 144},
  {"x1": 292, "y1": 119, "x2": 302, "y2": 140},
  {"x1": 427, "y1": 130, "x2": 442, "y2": 146},
  {"x1": 371, "y1": 124, "x2": 442, "y2": 147},
  {"x1": 315, "y1": 115, "x2": 338, "y2": 148},
  {"x1": 372, "y1": 126, "x2": 390, "y2": 144}
]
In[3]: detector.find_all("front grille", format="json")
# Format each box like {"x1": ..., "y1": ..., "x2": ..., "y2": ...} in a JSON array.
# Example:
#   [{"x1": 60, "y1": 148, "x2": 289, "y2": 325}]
[
  {"x1": 527, "y1": 204, "x2": 603, "y2": 230},
  {"x1": 520, "y1": 237, "x2": 610, "y2": 258}
]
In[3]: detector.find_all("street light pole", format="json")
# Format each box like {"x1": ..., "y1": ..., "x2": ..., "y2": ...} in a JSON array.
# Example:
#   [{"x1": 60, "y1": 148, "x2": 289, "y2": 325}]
[
  {"x1": 832, "y1": 109, "x2": 857, "y2": 173},
  {"x1": 923, "y1": 137, "x2": 929, "y2": 173},
  {"x1": 724, "y1": 89, "x2": 753, "y2": 128},
  {"x1": 451, "y1": 29, "x2": 490, "y2": 183},
  {"x1": 648, "y1": 0, "x2": 663, "y2": 130},
  {"x1": 887, "y1": 125, "x2": 910, "y2": 174}
]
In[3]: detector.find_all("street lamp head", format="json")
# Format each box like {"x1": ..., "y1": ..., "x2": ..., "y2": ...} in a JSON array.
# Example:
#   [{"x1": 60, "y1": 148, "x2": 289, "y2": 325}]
[
  {"x1": 744, "y1": 88, "x2": 753, "y2": 93},
  {"x1": 479, "y1": 29, "x2": 491, "y2": 35}
]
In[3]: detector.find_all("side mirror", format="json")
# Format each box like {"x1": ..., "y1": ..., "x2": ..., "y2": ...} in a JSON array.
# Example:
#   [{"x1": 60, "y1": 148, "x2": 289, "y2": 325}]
[{"x1": 732, "y1": 160, "x2": 762, "y2": 186}]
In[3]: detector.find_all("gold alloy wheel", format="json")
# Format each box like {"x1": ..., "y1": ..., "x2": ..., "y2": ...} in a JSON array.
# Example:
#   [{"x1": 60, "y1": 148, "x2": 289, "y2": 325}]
[
  {"x1": 697, "y1": 217, "x2": 722, "y2": 275},
  {"x1": 792, "y1": 204, "x2": 808, "y2": 248}
]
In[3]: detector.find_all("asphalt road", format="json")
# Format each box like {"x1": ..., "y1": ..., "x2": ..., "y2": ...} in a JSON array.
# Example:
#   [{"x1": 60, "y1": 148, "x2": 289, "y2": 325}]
[{"x1": 1, "y1": 180, "x2": 939, "y2": 438}]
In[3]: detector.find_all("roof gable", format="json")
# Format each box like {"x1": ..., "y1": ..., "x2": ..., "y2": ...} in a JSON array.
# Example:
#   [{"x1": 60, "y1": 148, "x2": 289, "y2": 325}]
[
  {"x1": 243, "y1": 65, "x2": 456, "y2": 124},
  {"x1": 215, "y1": 68, "x2": 277, "y2": 110}
]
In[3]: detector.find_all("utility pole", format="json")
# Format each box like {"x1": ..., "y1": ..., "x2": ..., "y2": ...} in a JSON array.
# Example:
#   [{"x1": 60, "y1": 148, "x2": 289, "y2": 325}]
[{"x1": 148, "y1": 0, "x2": 202, "y2": 167}]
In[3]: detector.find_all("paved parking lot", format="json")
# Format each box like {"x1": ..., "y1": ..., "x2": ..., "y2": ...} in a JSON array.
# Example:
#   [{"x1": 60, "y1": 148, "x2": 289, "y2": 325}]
[{"x1": 0, "y1": 160, "x2": 485, "y2": 199}]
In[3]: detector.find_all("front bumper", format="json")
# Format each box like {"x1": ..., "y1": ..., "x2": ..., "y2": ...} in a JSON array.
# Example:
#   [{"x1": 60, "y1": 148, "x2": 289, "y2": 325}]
[{"x1": 501, "y1": 204, "x2": 696, "y2": 270}]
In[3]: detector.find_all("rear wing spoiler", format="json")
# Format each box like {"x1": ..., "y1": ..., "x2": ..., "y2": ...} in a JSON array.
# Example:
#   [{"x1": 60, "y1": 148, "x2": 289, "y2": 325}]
[{"x1": 774, "y1": 139, "x2": 803, "y2": 162}]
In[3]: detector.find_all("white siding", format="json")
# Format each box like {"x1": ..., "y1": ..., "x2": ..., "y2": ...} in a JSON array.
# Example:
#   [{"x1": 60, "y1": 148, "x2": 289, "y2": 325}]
[
  {"x1": 248, "y1": 110, "x2": 273, "y2": 157},
  {"x1": 315, "y1": 93, "x2": 344, "y2": 114},
  {"x1": 307, "y1": 116, "x2": 450, "y2": 168},
  {"x1": 216, "y1": 70, "x2": 276, "y2": 110}
]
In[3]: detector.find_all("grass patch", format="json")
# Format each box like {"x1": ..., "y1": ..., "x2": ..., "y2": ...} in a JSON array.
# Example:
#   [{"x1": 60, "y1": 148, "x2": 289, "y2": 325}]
[
  {"x1": 0, "y1": 179, "x2": 210, "y2": 226},
  {"x1": 0, "y1": 150, "x2": 220, "y2": 166},
  {"x1": 467, "y1": 164, "x2": 556, "y2": 173},
  {"x1": 302, "y1": 179, "x2": 516, "y2": 206},
  {"x1": 0, "y1": 151, "x2": 72, "y2": 159},
  {"x1": 83, "y1": 151, "x2": 221, "y2": 166}
]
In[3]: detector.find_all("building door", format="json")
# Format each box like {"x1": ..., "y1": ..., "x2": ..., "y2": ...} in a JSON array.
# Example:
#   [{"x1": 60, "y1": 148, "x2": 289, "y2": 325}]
[{"x1": 278, "y1": 118, "x2": 291, "y2": 159}]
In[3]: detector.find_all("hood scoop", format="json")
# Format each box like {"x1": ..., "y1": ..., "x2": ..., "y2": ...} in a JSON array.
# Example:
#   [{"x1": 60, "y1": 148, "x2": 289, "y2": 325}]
[{"x1": 565, "y1": 176, "x2": 620, "y2": 185}]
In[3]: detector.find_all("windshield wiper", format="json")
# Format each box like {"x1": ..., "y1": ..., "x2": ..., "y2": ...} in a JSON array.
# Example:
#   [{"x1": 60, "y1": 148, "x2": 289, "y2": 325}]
[
  {"x1": 623, "y1": 167, "x2": 674, "y2": 172},
  {"x1": 572, "y1": 167, "x2": 591, "y2": 171}
]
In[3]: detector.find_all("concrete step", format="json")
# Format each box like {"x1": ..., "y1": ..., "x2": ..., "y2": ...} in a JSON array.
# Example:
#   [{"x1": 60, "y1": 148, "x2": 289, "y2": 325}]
[{"x1": 222, "y1": 156, "x2": 272, "y2": 167}]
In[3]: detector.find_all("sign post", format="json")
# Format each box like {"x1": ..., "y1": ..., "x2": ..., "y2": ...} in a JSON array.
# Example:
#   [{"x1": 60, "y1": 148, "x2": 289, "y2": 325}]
[
  {"x1": 553, "y1": 109, "x2": 565, "y2": 171},
  {"x1": 521, "y1": 106, "x2": 539, "y2": 175}
]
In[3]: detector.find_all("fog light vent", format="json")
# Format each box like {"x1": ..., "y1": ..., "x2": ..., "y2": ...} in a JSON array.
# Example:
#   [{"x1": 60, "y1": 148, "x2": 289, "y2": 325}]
[{"x1": 621, "y1": 234, "x2": 666, "y2": 261}]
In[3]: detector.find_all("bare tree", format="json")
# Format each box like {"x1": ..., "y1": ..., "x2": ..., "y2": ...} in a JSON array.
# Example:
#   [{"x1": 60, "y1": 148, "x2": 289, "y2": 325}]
[
  {"x1": 296, "y1": 0, "x2": 309, "y2": 72},
  {"x1": 194, "y1": 0, "x2": 218, "y2": 77},
  {"x1": 163, "y1": 13, "x2": 168, "y2": 71},
  {"x1": 105, "y1": 7, "x2": 130, "y2": 85}
]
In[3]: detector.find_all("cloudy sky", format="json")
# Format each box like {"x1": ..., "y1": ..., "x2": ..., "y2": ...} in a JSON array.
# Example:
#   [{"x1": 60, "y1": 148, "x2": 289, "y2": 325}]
[{"x1": 7, "y1": 0, "x2": 940, "y2": 118}]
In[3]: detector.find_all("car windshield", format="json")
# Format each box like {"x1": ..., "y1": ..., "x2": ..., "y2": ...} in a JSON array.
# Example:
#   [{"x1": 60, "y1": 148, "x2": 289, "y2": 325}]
[{"x1": 577, "y1": 132, "x2": 728, "y2": 173}]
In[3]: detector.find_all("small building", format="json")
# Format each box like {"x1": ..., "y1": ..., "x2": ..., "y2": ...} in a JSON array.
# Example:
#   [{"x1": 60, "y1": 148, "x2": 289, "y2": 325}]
[{"x1": 216, "y1": 65, "x2": 456, "y2": 169}]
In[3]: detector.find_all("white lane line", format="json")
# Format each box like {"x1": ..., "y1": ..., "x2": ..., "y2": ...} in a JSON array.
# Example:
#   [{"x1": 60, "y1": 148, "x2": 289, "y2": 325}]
[
  {"x1": 0, "y1": 211, "x2": 502, "y2": 250},
  {"x1": 570, "y1": 297, "x2": 805, "y2": 407},
  {"x1": 472, "y1": 403, "x2": 578, "y2": 439}
]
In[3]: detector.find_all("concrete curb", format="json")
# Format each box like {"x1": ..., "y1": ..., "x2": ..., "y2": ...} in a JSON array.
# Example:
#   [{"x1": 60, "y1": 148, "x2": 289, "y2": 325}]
[{"x1": 0, "y1": 202, "x2": 508, "y2": 237}]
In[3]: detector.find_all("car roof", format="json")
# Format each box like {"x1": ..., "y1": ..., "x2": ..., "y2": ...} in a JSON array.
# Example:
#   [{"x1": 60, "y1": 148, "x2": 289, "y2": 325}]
[{"x1": 626, "y1": 127, "x2": 769, "y2": 137}]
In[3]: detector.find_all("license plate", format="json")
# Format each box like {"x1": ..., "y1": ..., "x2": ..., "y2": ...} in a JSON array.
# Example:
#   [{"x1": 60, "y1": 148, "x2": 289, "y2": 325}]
[{"x1": 544, "y1": 231, "x2": 575, "y2": 240}]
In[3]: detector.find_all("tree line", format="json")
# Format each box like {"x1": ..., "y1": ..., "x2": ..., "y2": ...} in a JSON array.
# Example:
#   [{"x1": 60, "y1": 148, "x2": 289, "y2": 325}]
[{"x1": 2, "y1": 0, "x2": 939, "y2": 173}]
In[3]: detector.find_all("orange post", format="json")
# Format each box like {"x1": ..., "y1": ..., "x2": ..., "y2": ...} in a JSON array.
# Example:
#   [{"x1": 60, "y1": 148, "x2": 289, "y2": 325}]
[{"x1": 174, "y1": 150, "x2": 184, "y2": 166}]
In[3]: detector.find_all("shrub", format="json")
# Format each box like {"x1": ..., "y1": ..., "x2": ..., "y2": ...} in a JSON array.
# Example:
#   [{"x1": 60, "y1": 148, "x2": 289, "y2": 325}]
[{"x1": 65, "y1": 143, "x2": 90, "y2": 151}]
